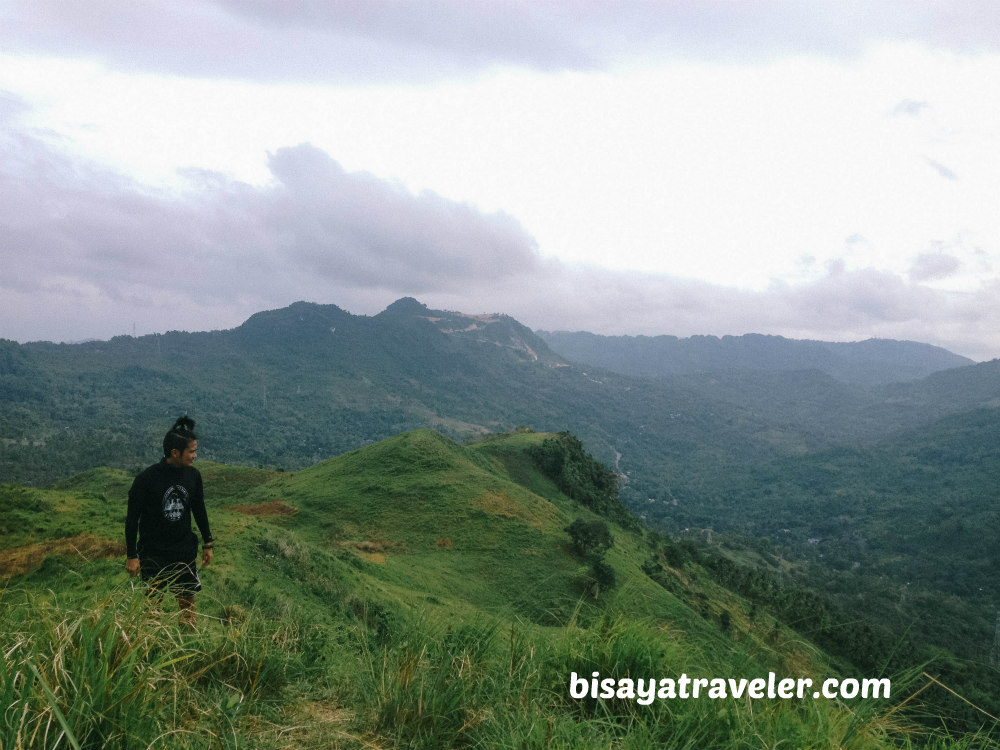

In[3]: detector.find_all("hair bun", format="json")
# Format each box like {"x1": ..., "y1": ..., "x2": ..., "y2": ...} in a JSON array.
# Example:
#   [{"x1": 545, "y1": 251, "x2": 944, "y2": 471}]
[{"x1": 173, "y1": 416, "x2": 195, "y2": 432}]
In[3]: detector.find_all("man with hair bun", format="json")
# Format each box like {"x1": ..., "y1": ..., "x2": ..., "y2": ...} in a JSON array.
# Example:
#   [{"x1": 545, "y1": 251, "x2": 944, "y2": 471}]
[{"x1": 125, "y1": 416, "x2": 214, "y2": 627}]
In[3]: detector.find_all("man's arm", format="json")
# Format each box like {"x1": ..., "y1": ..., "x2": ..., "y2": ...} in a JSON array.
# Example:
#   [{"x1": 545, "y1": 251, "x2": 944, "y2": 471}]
[
  {"x1": 125, "y1": 476, "x2": 142, "y2": 575},
  {"x1": 125, "y1": 478, "x2": 141, "y2": 559},
  {"x1": 191, "y1": 471, "x2": 213, "y2": 565}
]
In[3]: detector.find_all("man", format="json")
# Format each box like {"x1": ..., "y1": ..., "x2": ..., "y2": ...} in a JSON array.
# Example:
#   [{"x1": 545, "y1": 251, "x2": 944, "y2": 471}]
[{"x1": 125, "y1": 416, "x2": 213, "y2": 626}]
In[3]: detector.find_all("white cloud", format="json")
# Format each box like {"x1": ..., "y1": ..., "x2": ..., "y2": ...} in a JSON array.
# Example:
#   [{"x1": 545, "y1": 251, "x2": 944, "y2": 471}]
[{"x1": 891, "y1": 99, "x2": 930, "y2": 117}]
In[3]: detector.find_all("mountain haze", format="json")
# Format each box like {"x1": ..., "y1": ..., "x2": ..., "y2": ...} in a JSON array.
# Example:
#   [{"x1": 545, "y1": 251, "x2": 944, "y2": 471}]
[
  {"x1": 4, "y1": 298, "x2": 988, "y2": 489},
  {"x1": 0, "y1": 298, "x2": 784, "y2": 482},
  {"x1": 537, "y1": 330, "x2": 974, "y2": 385}
]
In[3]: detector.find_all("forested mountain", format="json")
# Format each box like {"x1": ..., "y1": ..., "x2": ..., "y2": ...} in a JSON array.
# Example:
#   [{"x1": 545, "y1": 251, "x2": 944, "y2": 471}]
[
  {"x1": 0, "y1": 298, "x2": 785, "y2": 483},
  {"x1": 537, "y1": 329, "x2": 974, "y2": 385},
  {"x1": 3, "y1": 298, "x2": 991, "y2": 486},
  {"x1": 3, "y1": 297, "x2": 1000, "y2": 731}
]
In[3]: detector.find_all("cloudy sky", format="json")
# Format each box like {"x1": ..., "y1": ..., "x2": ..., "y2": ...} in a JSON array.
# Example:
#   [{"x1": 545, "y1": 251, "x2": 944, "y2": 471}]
[{"x1": 2, "y1": 1, "x2": 999, "y2": 360}]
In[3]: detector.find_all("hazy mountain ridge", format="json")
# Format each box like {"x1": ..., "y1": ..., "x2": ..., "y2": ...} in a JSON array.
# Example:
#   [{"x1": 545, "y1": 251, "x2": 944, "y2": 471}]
[
  {"x1": 537, "y1": 329, "x2": 975, "y2": 386},
  {"x1": 0, "y1": 300, "x2": 791, "y2": 483},
  {"x1": 3, "y1": 298, "x2": 997, "y2": 506}
]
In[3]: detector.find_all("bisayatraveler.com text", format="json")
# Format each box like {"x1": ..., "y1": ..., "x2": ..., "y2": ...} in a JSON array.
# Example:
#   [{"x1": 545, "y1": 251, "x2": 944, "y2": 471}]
[{"x1": 570, "y1": 671, "x2": 891, "y2": 705}]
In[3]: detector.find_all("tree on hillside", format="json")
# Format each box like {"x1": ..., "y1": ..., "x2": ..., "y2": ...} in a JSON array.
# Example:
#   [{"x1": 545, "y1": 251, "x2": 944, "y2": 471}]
[
  {"x1": 530, "y1": 432, "x2": 640, "y2": 530},
  {"x1": 565, "y1": 518, "x2": 613, "y2": 559},
  {"x1": 564, "y1": 518, "x2": 616, "y2": 594}
]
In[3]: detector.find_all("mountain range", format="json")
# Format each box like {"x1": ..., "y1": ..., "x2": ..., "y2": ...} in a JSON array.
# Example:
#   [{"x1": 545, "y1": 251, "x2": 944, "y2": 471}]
[
  {"x1": 4, "y1": 297, "x2": 991, "y2": 482},
  {"x1": 537, "y1": 329, "x2": 974, "y2": 385},
  {"x1": 3, "y1": 296, "x2": 1000, "y2": 729}
]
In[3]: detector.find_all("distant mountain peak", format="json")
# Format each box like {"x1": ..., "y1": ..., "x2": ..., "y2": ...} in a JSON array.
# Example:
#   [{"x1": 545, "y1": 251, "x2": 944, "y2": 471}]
[
  {"x1": 379, "y1": 298, "x2": 566, "y2": 366},
  {"x1": 381, "y1": 297, "x2": 429, "y2": 315},
  {"x1": 235, "y1": 300, "x2": 351, "y2": 344}
]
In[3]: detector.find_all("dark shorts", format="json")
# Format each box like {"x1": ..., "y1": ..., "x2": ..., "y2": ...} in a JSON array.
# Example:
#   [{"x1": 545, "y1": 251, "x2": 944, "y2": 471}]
[{"x1": 140, "y1": 554, "x2": 202, "y2": 597}]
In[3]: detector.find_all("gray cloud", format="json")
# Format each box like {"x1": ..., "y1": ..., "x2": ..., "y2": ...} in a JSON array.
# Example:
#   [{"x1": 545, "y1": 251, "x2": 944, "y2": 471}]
[
  {"x1": 0, "y1": 0, "x2": 594, "y2": 83},
  {"x1": 2, "y1": 97, "x2": 998, "y2": 361},
  {"x1": 4, "y1": 1, "x2": 1000, "y2": 83},
  {"x1": 909, "y1": 252, "x2": 961, "y2": 281},
  {"x1": 781, "y1": 266, "x2": 936, "y2": 326},
  {"x1": 261, "y1": 144, "x2": 540, "y2": 290},
  {"x1": 0, "y1": 100, "x2": 541, "y2": 338},
  {"x1": 417, "y1": 259, "x2": 1000, "y2": 361}
]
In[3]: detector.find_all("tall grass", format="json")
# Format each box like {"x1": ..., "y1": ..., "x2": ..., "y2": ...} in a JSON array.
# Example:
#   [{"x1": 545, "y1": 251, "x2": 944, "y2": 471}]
[
  {"x1": 0, "y1": 583, "x2": 317, "y2": 750},
  {"x1": 2, "y1": 579, "x2": 993, "y2": 750},
  {"x1": 352, "y1": 604, "x2": 939, "y2": 750},
  {"x1": 1, "y1": 586, "x2": 191, "y2": 749}
]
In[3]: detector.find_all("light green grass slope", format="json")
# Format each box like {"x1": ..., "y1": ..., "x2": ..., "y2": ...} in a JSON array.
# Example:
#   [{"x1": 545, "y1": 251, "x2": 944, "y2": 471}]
[{"x1": 0, "y1": 429, "x2": 960, "y2": 749}]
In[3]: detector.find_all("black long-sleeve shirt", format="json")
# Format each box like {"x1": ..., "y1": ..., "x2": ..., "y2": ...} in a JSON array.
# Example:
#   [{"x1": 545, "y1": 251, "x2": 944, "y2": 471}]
[{"x1": 125, "y1": 459, "x2": 212, "y2": 559}]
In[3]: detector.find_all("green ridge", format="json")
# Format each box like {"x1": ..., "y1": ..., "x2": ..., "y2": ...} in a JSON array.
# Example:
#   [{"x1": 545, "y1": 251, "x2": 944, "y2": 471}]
[{"x1": 0, "y1": 428, "x2": 969, "y2": 749}]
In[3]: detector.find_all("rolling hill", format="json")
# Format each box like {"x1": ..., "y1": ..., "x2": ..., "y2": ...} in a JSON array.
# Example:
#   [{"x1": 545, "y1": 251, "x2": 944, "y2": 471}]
[{"x1": 0, "y1": 429, "x2": 933, "y2": 749}]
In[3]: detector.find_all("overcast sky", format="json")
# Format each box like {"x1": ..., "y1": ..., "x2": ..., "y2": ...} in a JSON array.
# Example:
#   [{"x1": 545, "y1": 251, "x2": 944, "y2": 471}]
[{"x1": 2, "y1": 1, "x2": 999, "y2": 360}]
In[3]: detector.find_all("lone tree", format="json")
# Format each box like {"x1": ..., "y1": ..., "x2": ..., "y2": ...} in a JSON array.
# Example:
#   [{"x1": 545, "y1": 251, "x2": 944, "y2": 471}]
[
  {"x1": 565, "y1": 518, "x2": 614, "y2": 560},
  {"x1": 564, "y1": 518, "x2": 616, "y2": 593}
]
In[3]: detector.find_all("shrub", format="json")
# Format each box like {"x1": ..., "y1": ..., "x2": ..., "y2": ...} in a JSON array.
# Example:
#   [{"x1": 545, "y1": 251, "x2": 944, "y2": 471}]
[{"x1": 564, "y1": 518, "x2": 614, "y2": 560}]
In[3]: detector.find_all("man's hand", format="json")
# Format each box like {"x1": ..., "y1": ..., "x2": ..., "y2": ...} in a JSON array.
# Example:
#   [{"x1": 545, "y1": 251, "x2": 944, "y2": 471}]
[
  {"x1": 125, "y1": 557, "x2": 140, "y2": 577},
  {"x1": 202, "y1": 547, "x2": 213, "y2": 567}
]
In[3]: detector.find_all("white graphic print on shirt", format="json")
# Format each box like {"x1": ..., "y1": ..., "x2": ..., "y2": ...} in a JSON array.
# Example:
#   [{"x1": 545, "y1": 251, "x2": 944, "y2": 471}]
[{"x1": 162, "y1": 485, "x2": 188, "y2": 522}]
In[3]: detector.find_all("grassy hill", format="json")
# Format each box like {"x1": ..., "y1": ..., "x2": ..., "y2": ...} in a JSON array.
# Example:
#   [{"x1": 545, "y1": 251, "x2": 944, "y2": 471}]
[{"x1": 0, "y1": 429, "x2": 956, "y2": 749}]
